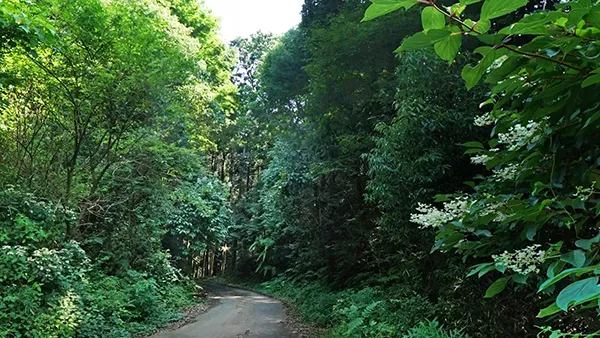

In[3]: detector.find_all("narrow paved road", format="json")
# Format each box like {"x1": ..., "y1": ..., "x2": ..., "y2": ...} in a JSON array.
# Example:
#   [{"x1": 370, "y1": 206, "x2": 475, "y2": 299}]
[{"x1": 151, "y1": 283, "x2": 291, "y2": 338}]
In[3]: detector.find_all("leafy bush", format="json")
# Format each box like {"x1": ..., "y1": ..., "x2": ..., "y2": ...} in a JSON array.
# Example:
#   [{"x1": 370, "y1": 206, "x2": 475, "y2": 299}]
[
  {"x1": 0, "y1": 187, "x2": 199, "y2": 337},
  {"x1": 241, "y1": 275, "x2": 445, "y2": 338},
  {"x1": 258, "y1": 276, "x2": 339, "y2": 325},
  {"x1": 403, "y1": 321, "x2": 468, "y2": 338}
]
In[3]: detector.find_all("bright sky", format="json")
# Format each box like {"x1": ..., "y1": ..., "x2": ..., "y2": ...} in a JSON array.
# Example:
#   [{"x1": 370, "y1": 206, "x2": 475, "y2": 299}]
[{"x1": 204, "y1": 0, "x2": 304, "y2": 42}]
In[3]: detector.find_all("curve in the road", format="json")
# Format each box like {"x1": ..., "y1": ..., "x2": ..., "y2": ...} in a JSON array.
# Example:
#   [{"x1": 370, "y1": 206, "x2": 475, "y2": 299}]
[{"x1": 151, "y1": 283, "x2": 291, "y2": 338}]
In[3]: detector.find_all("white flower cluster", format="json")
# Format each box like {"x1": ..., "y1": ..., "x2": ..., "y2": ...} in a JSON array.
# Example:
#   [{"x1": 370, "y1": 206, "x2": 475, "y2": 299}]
[
  {"x1": 471, "y1": 154, "x2": 492, "y2": 165},
  {"x1": 492, "y1": 163, "x2": 520, "y2": 181},
  {"x1": 410, "y1": 197, "x2": 470, "y2": 228},
  {"x1": 479, "y1": 201, "x2": 508, "y2": 222},
  {"x1": 1, "y1": 242, "x2": 90, "y2": 283},
  {"x1": 29, "y1": 247, "x2": 64, "y2": 281},
  {"x1": 492, "y1": 244, "x2": 545, "y2": 274},
  {"x1": 498, "y1": 120, "x2": 545, "y2": 151},
  {"x1": 1, "y1": 245, "x2": 27, "y2": 256},
  {"x1": 574, "y1": 182, "x2": 596, "y2": 201},
  {"x1": 474, "y1": 114, "x2": 495, "y2": 127}
]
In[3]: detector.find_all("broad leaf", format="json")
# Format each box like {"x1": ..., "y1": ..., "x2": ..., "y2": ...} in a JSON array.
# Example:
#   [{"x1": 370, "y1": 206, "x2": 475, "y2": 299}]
[
  {"x1": 421, "y1": 6, "x2": 446, "y2": 31},
  {"x1": 556, "y1": 277, "x2": 600, "y2": 311},
  {"x1": 499, "y1": 12, "x2": 566, "y2": 35},
  {"x1": 485, "y1": 277, "x2": 509, "y2": 298},
  {"x1": 362, "y1": 0, "x2": 419, "y2": 22},
  {"x1": 539, "y1": 266, "x2": 600, "y2": 292},
  {"x1": 480, "y1": 0, "x2": 528, "y2": 20},
  {"x1": 474, "y1": 19, "x2": 491, "y2": 33},
  {"x1": 582, "y1": 73, "x2": 600, "y2": 88},
  {"x1": 576, "y1": 233, "x2": 600, "y2": 251},
  {"x1": 461, "y1": 47, "x2": 506, "y2": 90},
  {"x1": 512, "y1": 273, "x2": 529, "y2": 284},
  {"x1": 396, "y1": 29, "x2": 452, "y2": 52},
  {"x1": 463, "y1": 141, "x2": 485, "y2": 148},
  {"x1": 467, "y1": 262, "x2": 494, "y2": 277},
  {"x1": 561, "y1": 250, "x2": 587, "y2": 268},
  {"x1": 434, "y1": 26, "x2": 462, "y2": 62},
  {"x1": 536, "y1": 303, "x2": 562, "y2": 318}
]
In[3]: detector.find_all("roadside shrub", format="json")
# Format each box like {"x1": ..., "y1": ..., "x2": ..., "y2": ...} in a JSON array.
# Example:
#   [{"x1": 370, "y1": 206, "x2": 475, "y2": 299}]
[
  {"x1": 403, "y1": 321, "x2": 468, "y2": 338},
  {"x1": 251, "y1": 275, "x2": 443, "y2": 338},
  {"x1": 0, "y1": 187, "x2": 198, "y2": 337},
  {"x1": 331, "y1": 288, "x2": 436, "y2": 338}
]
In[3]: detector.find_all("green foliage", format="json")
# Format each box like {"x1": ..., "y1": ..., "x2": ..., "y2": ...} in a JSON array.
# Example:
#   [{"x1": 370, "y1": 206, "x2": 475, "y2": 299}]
[
  {"x1": 331, "y1": 288, "x2": 435, "y2": 338},
  {"x1": 0, "y1": 0, "x2": 232, "y2": 336},
  {"x1": 402, "y1": 321, "x2": 468, "y2": 338},
  {"x1": 240, "y1": 275, "x2": 467, "y2": 338},
  {"x1": 365, "y1": 0, "x2": 600, "y2": 335},
  {"x1": 362, "y1": 0, "x2": 418, "y2": 22},
  {"x1": 0, "y1": 187, "x2": 200, "y2": 337},
  {"x1": 224, "y1": 0, "x2": 554, "y2": 337}
]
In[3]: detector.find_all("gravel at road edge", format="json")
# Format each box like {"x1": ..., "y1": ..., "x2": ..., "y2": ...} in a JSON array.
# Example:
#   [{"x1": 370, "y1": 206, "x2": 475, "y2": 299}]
[{"x1": 144, "y1": 296, "x2": 219, "y2": 337}]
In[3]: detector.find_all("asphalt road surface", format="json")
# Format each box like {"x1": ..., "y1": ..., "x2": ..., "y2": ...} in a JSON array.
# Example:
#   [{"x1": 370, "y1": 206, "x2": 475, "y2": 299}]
[{"x1": 151, "y1": 283, "x2": 291, "y2": 338}]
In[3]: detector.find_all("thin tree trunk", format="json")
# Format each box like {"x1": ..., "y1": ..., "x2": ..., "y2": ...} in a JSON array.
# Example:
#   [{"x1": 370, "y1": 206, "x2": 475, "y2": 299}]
[{"x1": 209, "y1": 250, "x2": 215, "y2": 277}]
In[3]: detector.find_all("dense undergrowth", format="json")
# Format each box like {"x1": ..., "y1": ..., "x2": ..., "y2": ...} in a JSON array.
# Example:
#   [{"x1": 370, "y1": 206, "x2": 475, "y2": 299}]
[
  {"x1": 0, "y1": 188, "x2": 200, "y2": 337},
  {"x1": 222, "y1": 275, "x2": 467, "y2": 338}
]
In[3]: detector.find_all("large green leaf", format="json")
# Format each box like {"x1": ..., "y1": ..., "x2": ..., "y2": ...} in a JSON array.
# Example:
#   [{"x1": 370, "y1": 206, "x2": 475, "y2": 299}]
[
  {"x1": 556, "y1": 277, "x2": 600, "y2": 311},
  {"x1": 536, "y1": 303, "x2": 562, "y2": 318},
  {"x1": 538, "y1": 266, "x2": 600, "y2": 292},
  {"x1": 362, "y1": 0, "x2": 419, "y2": 22},
  {"x1": 421, "y1": 6, "x2": 446, "y2": 31},
  {"x1": 396, "y1": 29, "x2": 452, "y2": 52},
  {"x1": 576, "y1": 233, "x2": 600, "y2": 250},
  {"x1": 462, "y1": 48, "x2": 505, "y2": 90},
  {"x1": 582, "y1": 73, "x2": 600, "y2": 88},
  {"x1": 499, "y1": 12, "x2": 566, "y2": 35},
  {"x1": 463, "y1": 141, "x2": 485, "y2": 148},
  {"x1": 561, "y1": 250, "x2": 587, "y2": 268},
  {"x1": 485, "y1": 277, "x2": 509, "y2": 298},
  {"x1": 586, "y1": 4, "x2": 600, "y2": 28},
  {"x1": 474, "y1": 19, "x2": 491, "y2": 33},
  {"x1": 467, "y1": 262, "x2": 495, "y2": 277},
  {"x1": 434, "y1": 26, "x2": 462, "y2": 62},
  {"x1": 480, "y1": 0, "x2": 528, "y2": 20}
]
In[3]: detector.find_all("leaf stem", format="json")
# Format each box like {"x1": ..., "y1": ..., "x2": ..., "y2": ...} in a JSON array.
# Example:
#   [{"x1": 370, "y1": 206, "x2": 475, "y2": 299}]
[
  {"x1": 430, "y1": 3, "x2": 483, "y2": 34},
  {"x1": 498, "y1": 44, "x2": 588, "y2": 74},
  {"x1": 425, "y1": 3, "x2": 588, "y2": 73}
]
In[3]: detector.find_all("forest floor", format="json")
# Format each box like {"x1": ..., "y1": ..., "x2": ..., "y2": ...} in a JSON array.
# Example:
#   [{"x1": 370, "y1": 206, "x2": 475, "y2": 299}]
[{"x1": 149, "y1": 283, "x2": 300, "y2": 338}]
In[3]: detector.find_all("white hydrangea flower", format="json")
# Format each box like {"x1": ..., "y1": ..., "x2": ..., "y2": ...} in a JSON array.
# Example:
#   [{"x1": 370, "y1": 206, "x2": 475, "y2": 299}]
[
  {"x1": 471, "y1": 154, "x2": 492, "y2": 165},
  {"x1": 474, "y1": 114, "x2": 495, "y2": 127},
  {"x1": 410, "y1": 197, "x2": 470, "y2": 228},
  {"x1": 498, "y1": 120, "x2": 545, "y2": 151},
  {"x1": 492, "y1": 163, "x2": 520, "y2": 181},
  {"x1": 574, "y1": 182, "x2": 596, "y2": 201},
  {"x1": 492, "y1": 244, "x2": 545, "y2": 274},
  {"x1": 1, "y1": 245, "x2": 27, "y2": 256},
  {"x1": 480, "y1": 201, "x2": 508, "y2": 222}
]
